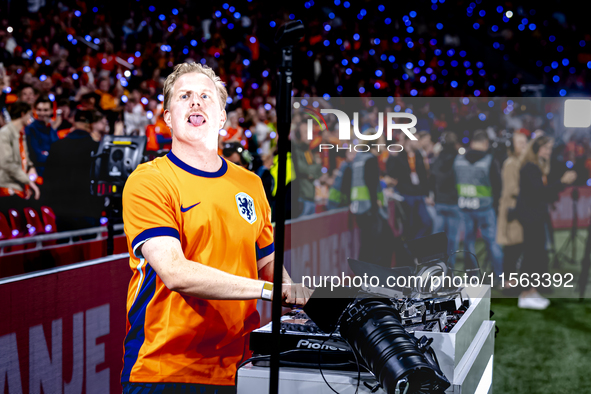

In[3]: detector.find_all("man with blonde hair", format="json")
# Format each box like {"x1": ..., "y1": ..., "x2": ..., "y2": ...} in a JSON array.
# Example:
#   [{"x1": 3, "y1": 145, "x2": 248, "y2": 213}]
[{"x1": 121, "y1": 62, "x2": 311, "y2": 393}]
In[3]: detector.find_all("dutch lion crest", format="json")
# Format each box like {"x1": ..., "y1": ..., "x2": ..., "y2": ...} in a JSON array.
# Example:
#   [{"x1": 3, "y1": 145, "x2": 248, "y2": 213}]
[{"x1": 235, "y1": 192, "x2": 257, "y2": 224}]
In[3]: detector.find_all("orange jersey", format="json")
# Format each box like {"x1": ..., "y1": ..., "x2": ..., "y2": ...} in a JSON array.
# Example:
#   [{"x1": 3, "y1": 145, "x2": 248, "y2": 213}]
[{"x1": 121, "y1": 152, "x2": 274, "y2": 385}]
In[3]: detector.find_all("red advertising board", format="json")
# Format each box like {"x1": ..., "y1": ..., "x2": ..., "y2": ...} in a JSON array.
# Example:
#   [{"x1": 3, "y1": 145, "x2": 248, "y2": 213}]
[{"x1": 0, "y1": 254, "x2": 131, "y2": 394}]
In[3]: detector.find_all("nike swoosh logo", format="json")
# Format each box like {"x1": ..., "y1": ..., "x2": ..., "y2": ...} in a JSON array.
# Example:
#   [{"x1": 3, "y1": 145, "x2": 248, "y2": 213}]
[{"x1": 180, "y1": 202, "x2": 201, "y2": 212}]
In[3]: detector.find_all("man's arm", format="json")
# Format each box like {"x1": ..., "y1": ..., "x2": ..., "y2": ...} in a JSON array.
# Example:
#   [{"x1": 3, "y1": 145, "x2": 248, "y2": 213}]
[
  {"x1": 257, "y1": 252, "x2": 292, "y2": 283},
  {"x1": 140, "y1": 237, "x2": 310, "y2": 304}
]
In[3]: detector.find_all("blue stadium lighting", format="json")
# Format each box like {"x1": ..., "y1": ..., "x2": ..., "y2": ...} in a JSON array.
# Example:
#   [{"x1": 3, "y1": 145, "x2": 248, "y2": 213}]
[
  {"x1": 369, "y1": 48, "x2": 376, "y2": 54},
  {"x1": 43, "y1": 59, "x2": 51, "y2": 65},
  {"x1": 159, "y1": 14, "x2": 165, "y2": 21},
  {"x1": 147, "y1": 110, "x2": 154, "y2": 120},
  {"x1": 507, "y1": 99, "x2": 514, "y2": 105},
  {"x1": 430, "y1": 39, "x2": 437, "y2": 45},
  {"x1": 342, "y1": 59, "x2": 348, "y2": 66},
  {"x1": 323, "y1": 93, "x2": 331, "y2": 100},
  {"x1": 334, "y1": 0, "x2": 340, "y2": 4},
  {"x1": 394, "y1": 105, "x2": 401, "y2": 112},
  {"x1": 406, "y1": 62, "x2": 414, "y2": 69},
  {"x1": 223, "y1": 3, "x2": 229, "y2": 9},
  {"x1": 420, "y1": 76, "x2": 427, "y2": 83},
  {"x1": 375, "y1": 70, "x2": 383, "y2": 77},
  {"x1": 451, "y1": 60, "x2": 458, "y2": 67},
  {"x1": 135, "y1": 51, "x2": 141, "y2": 57},
  {"x1": 234, "y1": 12, "x2": 241, "y2": 19},
  {"x1": 83, "y1": 66, "x2": 91, "y2": 73},
  {"x1": 352, "y1": 57, "x2": 359, "y2": 64},
  {"x1": 435, "y1": 49, "x2": 442, "y2": 55},
  {"x1": 451, "y1": 81, "x2": 458, "y2": 88},
  {"x1": 402, "y1": 74, "x2": 409, "y2": 80},
  {"x1": 426, "y1": 67, "x2": 433, "y2": 74},
  {"x1": 479, "y1": 113, "x2": 486, "y2": 121},
  {"x1": 544, "y1": 66, "x2": 551, "y2": 72},
  {"x1": 418, "y1": 60, "x2": 425, "y2": 67},
  {"x1": 385, "y1": 18, "x2": 392, "y2": 24},
  {"x1": 172, "y1": 8, "x2": 178, "y2": 15},
  {"x1": 191, "y1": 40, "x2": 197, "y2": 47},
  {"x1": 374, "y1": 82, "x2": 381, "y2": 89},
  {"x1": 476, "y1": 61, "x2": 483, "y2": 68},
  {"x1": 462, "y1": 98, "x2": 470, "y2": 105},
  {"x1": 360, "y1": 9, "x2": 367, "y2": 16},
  {"x1": 407, "y1": 27, "x2": 414, "y2": 33},
  {"x1": 580, "y1": 40, "x2": 587, "y2": 47},
  {"x1": 479, "y1": 10, "x2": 486, "y2": 16},
  {"x1": 93, "y1": 7, "x2": 98, "y2": 12},
  {"x1": 513, "y1": 77, "x2": 519, "y2": 84},
  {"x1": 560, "y1": 89, "x2": 567, "y2": 96},
  {"x1": 39, "y1": 75, "x2": 47, "y2": 81},
  {"x1": 549, "y1": 35, "x2": 556, "y2": 42},
  {"x1": 251, "y1": 83, "x2": 259, "y2": 89},
  {"x1": 438, "y1": 60, "x2": 445, "y2": 67},
  {"x1": 388, "y1": 96, "x2": 394, "y2": 104},
  {"x1": 85, "y1": 35, "x2": 91, "y2": 41},
  {"x1": 374, "y1": 38, "x2": 381, "y2": 44},
  {"x1": 518, "y1": 25, "x2": 525, "y2": 31},
  {"x1": 546, "y1": 112, "x2": 553, "y2": 119},
  {"x1": 380, "y1": 54, "x2": 387, "y2": 61},
  {"x1": 357, "y1": 14, "x2": 363, "y2": 20},
  {"x1": 67, "y1": 34, "x2": 73, "y2": 41},
  {"x1": 353, "y1": 33, "x2": 360, "y2": 41},
  {"x1": 229, "y1": 6, "x2": 235, "y2": 12},
  {"x1": 346, "y1": 68, "x2": 352, "y2": 75},
  {"x1": 473, "y1": 23, "x2": 480, "y2": 29},
  {"x1": 467, "y1": 80, "x2": 474, "y2": 86},
  {"x1": 436, "y1": 23, "x2": 443, "y2": 30},
  {"x1": 502, "y1": 16, "x2": 509, "y2": 22},
  {"x1": 566, "y1": 161, "x2": 574, "y2": 168},
  {"x1": 497, "y1": 6, "x2": 503, "y2": 13},
  {"x1": 392, "y1": 36, "x2": 399, "y2": 43},
  {"x1": 289, "y1": 14, "x2": 295, "y2": 19},
  {"x1": 329, "y1": 12, "x2": 335, "y2": 19},
  {"x1": 323, "y1": 40, "x2": 330, "y2": 46},
  {"x1": 587, "y1": 61, "x2": 591, "y2": 69},
  {"x1": 344, "y1": 2, "x2": 350, "y2": 9},
  {"x1": 466, "y1": 69, "x2": 473, "y2": 76},
  {"x1": 463, "y1": 60, "x2": 470, "y2": 67},
  {"x1": 587, "y1": 179, "x2": 591, "y2": 187},
  {"x1": 410, "y1": 89, "x2": 418, "y2": 96},
  {"x1": 522, "y1": 18, "x2": 528, "y2": 24},
  {"x1": 243, "y1": 59, "x2": 250, "y2": 66},
  {"x1": 536, "y1": 60, "x2": 543, "y2": 67},
  {"x1": 127, "y1": 57, "x2": 134, "y2": 63},
  {"x1": 479, "y1": 69, "x2": 486, "y2": 76},
  {"x1": 493, "y1": 42, "x2": 500, "y2": 49},
  {"x1": 491, "y1": 25, "x2": 498, "y2": 32},
  {"x1": 149, "y1": 6, "x2": 155, "y2": 12},
  {"x1": 447, "y1": 49, "x2": 455, "y2": 56},
  {"x1": 488, "y1": 100, "x2": 494, "y2": 107},
  {"x1": 562, "y1": 58, "x2": 569, "y2": 66},
  {"x1": 264, "y1": 103, "x2": 273, "y2": 110},
  {"x1": 488, "y1": 85, "x2": 495, "y2": 92},
  {"x1": 463, "y1": 137, "x2": 469, "y2": 144},
  {"x1": 215, "y1": 11, "x2": 222, "y2": 17},
  {"x1": 337, "y1": 85, "x2": 343, "y2": 92},
  {"x1": 221, "y1": 18, "x2": 227, "y2": 24},
  {"x1": 74, "y1": 10, "x2": 81, "y2": 17},
  {"x1": 359, "y1": 87, "x2": 365, "y2": 93},
  {"x1": 407, "y1": 42, "x2": 414, "y2": 48},
  {"x1": 389, "y1": 55, "x2": 395, "y2": 62},
  {"x1": 529, "y1": 23, "x2": 536, "y2": 30},
  {"x1": 551, "y1": 61, "x2": 558, "y2": 69},
  {"x1": 441, "y1": 70, "x2": 448, "y2": 76},
  {"x1": 269, "y1": 21, "x2": 276, "y2": 27},
  {"x1": 378, "y1": 4, "x2": 386, "y2": 11},
  {"x1": 307, "y1": 50, "x2": 313, "y2": 57},
  {"x1": 432, "y1": 4, "x2": 438, "y2": 10},
  {"x1": 410, "y1": 11, "x2": 417, "y2": 17},
  {"x1": 157, "y1": 94, "x2": 164, "y2": 102},
  {"x1": 121, "y1": 80, "x2": 128, "y2": 87},
  {"x1": 570, "y1": 67, "x2": 576, "y2": 74},
  {"x1": 557, "y1": 46, "x2": 564, "y2": 52},
  {"x1": 72, "y1": 73, "x2": 79, "y2": 80},
  {"x1": 413, "y1": 67, "x2": 420, "y2": 74}
]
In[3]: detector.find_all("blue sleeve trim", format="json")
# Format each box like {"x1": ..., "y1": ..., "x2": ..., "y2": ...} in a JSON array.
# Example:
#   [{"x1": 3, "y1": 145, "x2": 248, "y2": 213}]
[
  {"x1": 131, "y1": 227, "x2": 180, "y2": 258},
  {"x1": 256, "y1": 242, "x2": 275, "y2": 260}
]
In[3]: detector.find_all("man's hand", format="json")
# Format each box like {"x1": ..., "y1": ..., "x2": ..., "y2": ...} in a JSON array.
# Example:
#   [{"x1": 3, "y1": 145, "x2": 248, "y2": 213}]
[
  {"x1": 26, "y1": 181, "x2": 40, "y2": 200},
  {"x1": 277, "y1": 283, "x2": 314, "y2": 307}
]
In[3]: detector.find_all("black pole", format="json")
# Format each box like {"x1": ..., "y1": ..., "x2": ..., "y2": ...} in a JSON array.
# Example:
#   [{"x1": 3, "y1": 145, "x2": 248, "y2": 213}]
[{"x1": 270, "y1": 20, "x2": 304, "y2": 394}]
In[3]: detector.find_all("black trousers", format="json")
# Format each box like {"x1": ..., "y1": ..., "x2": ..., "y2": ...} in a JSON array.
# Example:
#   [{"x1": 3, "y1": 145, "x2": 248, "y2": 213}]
[{"x1": 355, "y1": 211, "x2": 394, "y2": 268}]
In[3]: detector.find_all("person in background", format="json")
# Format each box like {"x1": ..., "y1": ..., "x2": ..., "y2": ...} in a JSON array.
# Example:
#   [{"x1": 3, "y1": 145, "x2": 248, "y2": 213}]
[
  {"x1": 55, "y1": 98, "x2": 74, "y2": 138},
  {"x1": 292, "y1": 123, "x2": 322, "y2": 217},
  {"x1": 515, "y1": 136, "x2": 576, "y2": 309},
  {"x1": 386, "y1": 132, "x2": 432, "y2": 240},
  {"x1": 497, "y1": 132, "x2": 528, "y2": 292},
  {"x1": 42, "y1": 110, "x2": 105, "y2": 231},
  {"x1": 221, "y1": 111, "x2": 246, "y2": 149},
  {"x1": 25, "y1": 95, "x2": 60, "y2": 177},
  {"x1": 0, "y1": 101, "x2": 40, "y2": 212},
  {"x1": 454, "y1": 130, "x2": 504, "y2": 281},
  {"x1": 18, "y1": 85, "x2": 37, "y2": 106},
  {"x1": 222, "y1": 141, "x2": 253, "y2": 170},
  {"x1": 431, "y1": 131, "x2": 461, "y2": 268}
]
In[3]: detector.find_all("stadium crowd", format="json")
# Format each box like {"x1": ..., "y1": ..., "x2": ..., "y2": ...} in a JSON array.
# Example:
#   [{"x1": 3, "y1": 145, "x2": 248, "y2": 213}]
[{"x1": 1, "y1": 1, "x2": 591, "y2": 308}]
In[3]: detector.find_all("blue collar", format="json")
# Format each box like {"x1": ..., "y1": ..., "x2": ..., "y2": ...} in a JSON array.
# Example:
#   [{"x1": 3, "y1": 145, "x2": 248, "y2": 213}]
[{"x1": 166, "y1": 151, "x2": 228, "y2": 178}]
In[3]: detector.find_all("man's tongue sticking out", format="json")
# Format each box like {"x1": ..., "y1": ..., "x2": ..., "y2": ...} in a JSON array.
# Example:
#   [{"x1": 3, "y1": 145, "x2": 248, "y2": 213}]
[{"x1": 189, "y1": 114, "x2": 206, "y2": 126}]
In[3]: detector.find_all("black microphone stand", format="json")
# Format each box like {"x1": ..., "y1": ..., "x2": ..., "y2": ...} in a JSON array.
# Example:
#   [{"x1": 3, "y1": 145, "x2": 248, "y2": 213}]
[{"x1": 269, "y1": 20, "x2": 304, "y2": 394}]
